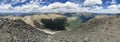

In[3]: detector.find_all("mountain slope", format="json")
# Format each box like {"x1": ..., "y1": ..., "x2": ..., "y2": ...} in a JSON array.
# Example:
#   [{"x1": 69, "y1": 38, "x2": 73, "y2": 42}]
[
  {"x1": 50, "y1": 15, "x2": 120, "y2": 42},
  {"x1": 0, "y1": 18, "x2": 48, "y2": 42},
  {"x1": 0, "y1": 15, "x2": 120, "y2": 42}
]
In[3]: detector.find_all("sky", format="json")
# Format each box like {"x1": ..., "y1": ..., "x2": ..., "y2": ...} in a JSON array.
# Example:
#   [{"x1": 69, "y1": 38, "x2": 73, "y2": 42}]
[{"x1": 0, "y1": 0, "x2": 120, "y2": 13}]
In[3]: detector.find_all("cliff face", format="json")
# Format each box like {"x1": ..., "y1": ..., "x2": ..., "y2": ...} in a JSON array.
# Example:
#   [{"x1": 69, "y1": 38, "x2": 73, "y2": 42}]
[{"x1": 0, "y1": 15, "x2": 120, "y2": 42}]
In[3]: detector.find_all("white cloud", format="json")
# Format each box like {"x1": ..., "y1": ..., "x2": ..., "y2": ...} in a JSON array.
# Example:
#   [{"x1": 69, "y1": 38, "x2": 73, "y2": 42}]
[
  {"x1": 0, "y1": 4, "x2": 12, "y2": 11},
  {"x1": 89, "y1": 9, "x2": 120, "y2": 13},
  {"x1": 12, "y1": 2, "x2": 85, "y2": 12},
  {"x1": 0, "y1": 2, "x2": 85, "y2": 12},
  {"x1": 84, "y1": 0, "x2": 102, "y2": 6},
  {"x1": 94, "y1": 6, "x2": 102, "y2": 10},
  {"x1": 0, "y1": 1, "x2": 120, "y2": 13},
  {"x1": 108, "y1": 4, "x2": 120, "y2": 10},
  {"x1": 14, "y1": 3, "x2": 40, "y2": 11},
  {"x1": 40, "y1": 2, "x2": 79, "y2": 10}
]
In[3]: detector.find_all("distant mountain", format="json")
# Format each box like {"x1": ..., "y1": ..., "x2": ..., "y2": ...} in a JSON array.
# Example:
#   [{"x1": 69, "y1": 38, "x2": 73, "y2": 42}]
[{"x1": 0, "y1": 12, "x2": 119, "y2": 22}]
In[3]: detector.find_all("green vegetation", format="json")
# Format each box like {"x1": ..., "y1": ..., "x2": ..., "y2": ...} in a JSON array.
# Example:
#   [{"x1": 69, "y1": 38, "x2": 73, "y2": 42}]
[
  {"x1": 41, "y1": 16, "x2": 82, "y2": 31},
  {"x1": 66, "y1": 17, "x2": 82, "y2": 31},
  {"x1": 41, "y1": 17, "x2": 67, "y2": 30}
]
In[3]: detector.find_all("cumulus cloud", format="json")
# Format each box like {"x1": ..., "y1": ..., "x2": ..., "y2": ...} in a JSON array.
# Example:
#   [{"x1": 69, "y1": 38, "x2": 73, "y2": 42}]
[
  {"x1": 14, "y1": 3, "x2": 40, "y2": 12},
  {"x1": 40, "y1": 2, "x2": 80, "y2": 11},
  {"x1": 11, "y1": 2, "x2": 87, "y2": 12},
  {"x1": 0, "y1": 0, "x2": 120, "y2": 13},
  {"x1": 89, "y1": 9, "x2": 120, "y2": 13},
  {"x1": 108, "y1": 4, "x2": 120, "y2": 10},
  {"x1": 94, "y1": 6, "x2": 102, "y2": 10},
  {"x1": 84, "y1": 0, "x2": 102, "y2": 6},
  {"x1": 0, "y1": 4, "x2": 12, "y2": 11},
  {"x1": 0, "y1": 1, "x2": 85, "y2": 13}
]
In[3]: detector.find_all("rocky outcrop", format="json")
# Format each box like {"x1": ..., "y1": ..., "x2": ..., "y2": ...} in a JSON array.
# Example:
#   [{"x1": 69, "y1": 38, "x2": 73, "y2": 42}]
[{"x1": 0, "y1": 18, "x2": 48, "y2": 42}]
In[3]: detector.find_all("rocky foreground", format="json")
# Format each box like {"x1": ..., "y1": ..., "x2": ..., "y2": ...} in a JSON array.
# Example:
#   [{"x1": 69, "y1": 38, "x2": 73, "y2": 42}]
[
  {"x1": 0, "y1": 15, "x2": 120, "y2": 42},
  {"x1": 0, "y1": 18, "x2": 48, "y2": 42}
]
